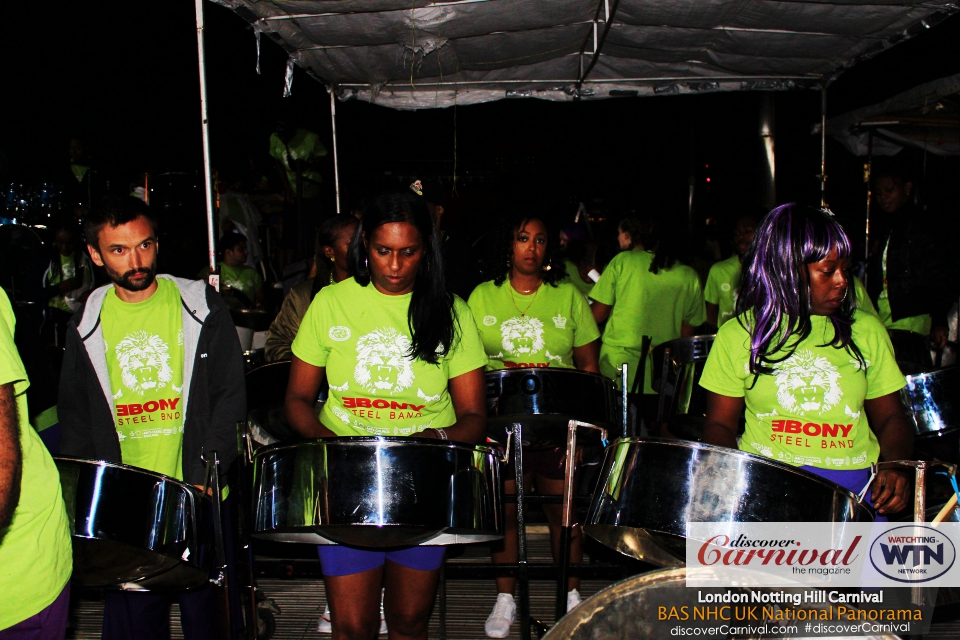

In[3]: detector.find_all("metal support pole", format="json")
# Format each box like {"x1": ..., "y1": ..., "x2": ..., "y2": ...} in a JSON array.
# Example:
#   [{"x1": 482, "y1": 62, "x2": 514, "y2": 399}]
[
  {"x1": 819, "y1": 80, "x2": 827, "y2": 208},
  {"x1": 194, "y1": 0, "x2": 218, "y2": 283},
  {"x1": 913, "y1": 463, "x2": 927, "y2": 609},
  {"x1": 556, "y1": 420, "x2": 578, "y2": 622},
  {"x1": 620, "y1": 364, "x2": 629, "y2": 438},
  {"x1": 202, "y1": 450, "x2": 231, "y2": 639},
  {"x1": 513, "y1": 423, "x2": 531, "y2": 640},
  {"x1": 329, "y1": 90, "x2": 342, "y2": 214},
  {"x1": 864, "y1": 130, "x2": 874, "y2": 271}
]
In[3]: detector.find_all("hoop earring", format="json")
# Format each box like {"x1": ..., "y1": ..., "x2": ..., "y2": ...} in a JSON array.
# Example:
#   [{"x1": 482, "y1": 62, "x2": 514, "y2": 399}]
[{"x1": 364, "y1": 257, "x2": 368, "y2": 272}]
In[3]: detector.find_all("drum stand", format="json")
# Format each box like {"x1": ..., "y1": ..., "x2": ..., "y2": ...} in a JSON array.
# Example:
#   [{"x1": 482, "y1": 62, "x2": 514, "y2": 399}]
[{"x1": 201, "y1": 450, "x2": 233, "y2": 640}]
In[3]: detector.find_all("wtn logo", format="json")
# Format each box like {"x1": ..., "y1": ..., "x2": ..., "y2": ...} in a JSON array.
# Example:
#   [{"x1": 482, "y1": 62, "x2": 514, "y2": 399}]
[{"x1": 869, "y1": 526, "x2": 956, "y2": 583}]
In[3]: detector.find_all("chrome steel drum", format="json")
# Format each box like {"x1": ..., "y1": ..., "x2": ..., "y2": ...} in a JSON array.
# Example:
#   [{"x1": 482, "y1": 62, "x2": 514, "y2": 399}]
[
  {"x1": 584, "y1": 438, "x2": 873, "y2": 566},
  {"x1": 246, "y1": 361, "x2": 328, "y2": 444},
  {"x1": 901, "y1": 367, "x2": 958, "y2": 438},
  {"x1": 890, "y1": 329, "x2": 934, "y2": 375},
  {"x1": 650, "y1": 335, "x2": 715, "y2": 440},
  {"x1": 544, "y1": 568, "x2": 899, "y2": 640},
  {"x1": 55, "y1": 457, "x2": 212, "y2": 589},
  {"x1": 485, "y1": 368, "x2": 617, "y2": 446},
  {"x1": 252, "y1": 437, "x2": 503, "y2": 547}
]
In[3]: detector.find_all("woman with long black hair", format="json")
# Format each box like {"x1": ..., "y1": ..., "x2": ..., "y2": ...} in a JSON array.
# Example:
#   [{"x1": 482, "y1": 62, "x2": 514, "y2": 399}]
[
  {"x1": 699, "y1": 204, "x2": 912, "y2": 517},
  {"x1": 285, "y1": 191, "x2": 488, "y2": 640}
]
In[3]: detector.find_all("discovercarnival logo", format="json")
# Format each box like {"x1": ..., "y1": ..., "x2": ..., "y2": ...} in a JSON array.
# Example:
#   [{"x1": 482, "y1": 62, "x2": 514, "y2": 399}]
[{"x1": 869, "y1": 525, "x2": 956, "y2": 583}]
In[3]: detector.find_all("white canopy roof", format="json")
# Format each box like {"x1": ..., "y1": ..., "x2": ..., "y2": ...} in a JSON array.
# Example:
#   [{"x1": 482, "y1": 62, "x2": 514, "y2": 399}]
[{"x1": 212, "y1": 0, "x2": 957, "y2": 109}]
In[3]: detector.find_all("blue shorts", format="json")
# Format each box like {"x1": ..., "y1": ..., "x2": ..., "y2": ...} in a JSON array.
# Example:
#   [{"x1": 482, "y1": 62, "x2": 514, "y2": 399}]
[
  {"x1": 800, "y1": 465, "x2": 888, "y2": 523},
  {"x1": 317, "y1": 545, "x2": 446, "y2": 577}
]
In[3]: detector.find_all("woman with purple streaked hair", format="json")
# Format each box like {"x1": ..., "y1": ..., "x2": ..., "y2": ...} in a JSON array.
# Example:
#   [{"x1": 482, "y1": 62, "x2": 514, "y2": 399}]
[{"x1": 699, "y1": 204, "x2": 913, "y2": 521}]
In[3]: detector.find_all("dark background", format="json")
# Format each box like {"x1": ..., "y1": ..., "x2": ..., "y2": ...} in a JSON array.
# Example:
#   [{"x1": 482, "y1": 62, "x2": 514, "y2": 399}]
[{"x1": 2, "y1": 3, "x2": 958, "y2": 258}]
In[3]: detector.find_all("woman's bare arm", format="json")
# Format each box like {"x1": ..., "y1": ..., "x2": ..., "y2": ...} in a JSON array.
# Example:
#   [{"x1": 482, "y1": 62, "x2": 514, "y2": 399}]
[{"x1": 284, "y1": 356, "x2": 337, "y2": 438}]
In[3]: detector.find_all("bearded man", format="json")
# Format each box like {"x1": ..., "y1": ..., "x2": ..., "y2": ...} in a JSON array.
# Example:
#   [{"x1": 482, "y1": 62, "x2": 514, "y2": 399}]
[{"x1": 59, "y1": 195, "x2": 245, "y2": 639}]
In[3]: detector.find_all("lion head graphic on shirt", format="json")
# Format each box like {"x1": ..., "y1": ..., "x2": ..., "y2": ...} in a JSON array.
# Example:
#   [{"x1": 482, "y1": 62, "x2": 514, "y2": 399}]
[
  {"x1": 114, "y1": 330, "x2": 173, "y2": 396},
  {"x1": 354, "y1": 328, "x2": 415, "y2": 394},
  {"x1": 773, "y1": 349, "x2": 843, "y2": 415},
  {"x1": 500, "y1": 316, "x2": 545, "y2": 356}
]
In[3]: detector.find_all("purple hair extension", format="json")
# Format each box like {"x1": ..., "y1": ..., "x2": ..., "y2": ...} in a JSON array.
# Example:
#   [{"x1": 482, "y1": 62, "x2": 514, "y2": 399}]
[{"x1": 735, "y1": 204, "x2": 862, "y2": 374}]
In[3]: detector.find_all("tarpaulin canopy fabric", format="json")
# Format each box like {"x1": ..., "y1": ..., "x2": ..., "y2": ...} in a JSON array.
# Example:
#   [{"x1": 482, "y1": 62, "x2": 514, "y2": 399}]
[
  {"x1": 824, "y1": 72, "x2": 960, "y2": 156},
  {"x1": 212, "y1": 0, "x2": 957, "y2": 109}
]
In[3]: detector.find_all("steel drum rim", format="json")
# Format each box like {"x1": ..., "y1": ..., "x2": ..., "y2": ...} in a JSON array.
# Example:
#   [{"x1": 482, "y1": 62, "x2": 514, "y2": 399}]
[
  {"x1": 905, "y1": 365, "x2": 957, "y2": 384},
  {"x1": 610, "y1": 437, "x2": 868, "y2": 505},
  {"x1": 53, "y1": 456, "x2": 205, "y2": 498},
  {"x1": 485, "y1": 367, "x2": 616, "y2": 382},
  {"x1": 251, "y1": 435, "x2": 500, "y2": 458}
]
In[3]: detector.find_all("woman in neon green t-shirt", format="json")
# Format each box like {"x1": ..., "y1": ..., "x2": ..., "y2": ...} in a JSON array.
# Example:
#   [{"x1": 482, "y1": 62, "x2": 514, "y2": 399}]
[
  {"x1": 286, "y1": 191, "x2": 488, "y2": 639},
  {"x1": 468, "y1": 213, "x2": 600, "y2": 637},
  {"x1": 699, "y1": 205, "x2": 913, "y2": 520}
]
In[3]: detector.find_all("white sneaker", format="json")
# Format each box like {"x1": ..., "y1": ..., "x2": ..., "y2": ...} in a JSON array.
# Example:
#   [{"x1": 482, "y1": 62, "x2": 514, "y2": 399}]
[
  {"x1": 484, "y1": 593, "x2": 516, "y2": 638},
  {"x1": 316, "y1": 601, "x2": 387, "y2": 635},
  {"x1": 566, "y1": 589, "x2": 582, "y2": 613},
  {"x1": 316, "y1": 604, "x2": 332, "y2": 633}
]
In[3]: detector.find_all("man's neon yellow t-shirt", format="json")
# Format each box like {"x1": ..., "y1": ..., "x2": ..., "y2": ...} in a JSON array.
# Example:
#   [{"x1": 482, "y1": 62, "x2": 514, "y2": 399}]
[
  {"x1": 878, "y1": 237, "x2": 930, "y2": 335},
  {"x1": 0, "y1": 290, "x2": 72, "y2": 630},
  {"x1": 704, "y1": 254, "x2": 741, "y2": 327},
  {"x1": 699, "y1": 312, "x2": 905, "y2": 470},
  {"x1": 590, "y1": 249, "x2": 706, "y2": 393},
  {"x1": 101, "y1": 279, "x2": 185, "y2": 480},
  {"x1": 220, "y1": 262, "x2": 263, "y2": 304},
  {"x1": 467, "y1": 280, "x2": 600, "y2": 370},
  {"x1": 292, "y1": 278, "x2": 488, "y2": 436}
]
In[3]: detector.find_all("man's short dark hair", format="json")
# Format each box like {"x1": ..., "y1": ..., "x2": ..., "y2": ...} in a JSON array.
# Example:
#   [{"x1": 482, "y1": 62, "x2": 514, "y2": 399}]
[
  {"x1": 84, "y1": 195, "x2": 157, "y2": 251},
  {"x1": 217, "y1": 231, "x2": 247, "y2": 257}
]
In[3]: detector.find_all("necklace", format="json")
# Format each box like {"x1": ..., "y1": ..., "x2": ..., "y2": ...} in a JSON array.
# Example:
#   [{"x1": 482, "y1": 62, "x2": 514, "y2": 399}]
[{"x1": 509, "y1": 280, "x2": 541, "y2": 317}]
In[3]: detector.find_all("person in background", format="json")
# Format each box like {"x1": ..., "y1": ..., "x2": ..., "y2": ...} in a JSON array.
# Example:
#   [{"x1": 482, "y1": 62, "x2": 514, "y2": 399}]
[
  {"x1": 265, "y1": 215, "x2": 358, "y2": 363},
  {"x1": 207, "y1": 232, "x2": 265, "y2": 309},
  {"x1": 866, "y1": 163, "x2": 956, "y2": 348},
  {"x1": 700, "y1": 204, "x2": 912, "y2": 519},
  {"x1": 558, "y1": 222, "x2": 599, "y2": 298},
  {"x1": 0, "y1": 287, "x2": 73, "y2": 639},
  {"x1": 218, "y1": 168, "x2": 264, "y2": 268},
  {"x1": 269, "y1": 112, "x2": 327, "y2": 266},
  {"x1": 42, "y1": 219, "x2": 94, "y2": 344},
  {"x1": 591, "y1": 215, "x2": 705, "y2": 433},
  {"x1": 615, "y1": 216, "x2": 648, "y2": 252},
  {"x1": 59, "y1": 195, "x2": 246, "y2": 639},
  {"x1": 285, "y1": 191, "x2": 487, "y2": 640},
  {"x1": 63, "y1": 137, "x2": 92, "y2": 219},
  {"x1": 704, "y1": 215, "x2": 757, "y2": 329},
  {"x1": 467, "y1": 213, "x2": 600, "y2": 638}
]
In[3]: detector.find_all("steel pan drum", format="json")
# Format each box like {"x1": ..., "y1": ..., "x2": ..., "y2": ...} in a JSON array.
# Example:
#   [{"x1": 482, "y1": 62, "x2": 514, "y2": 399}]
[
  {"x1": 485, "y1": 368, "x2": 617, "y2": 446},
  {"x1": 252, "y1": 437, "x2": 503, "y2": 547},
  {"x1": 544, "y1": 568, "x2": 899, "y2": 640},
  {"x1": 890, "y1": 329, "x2": 934, "y2": 375},
  {"x1": 650, "y1": 335, "x2": 715, "y2": 440},
  {"x1": 55, "y1": 457, "x2": 211, "y2": 589},
  {"x1": 584, "y1": 438, "x2": 873, "y2": 566},
  {"x1": 901, "y1": 366, "x2": 958, "y2": 438}
]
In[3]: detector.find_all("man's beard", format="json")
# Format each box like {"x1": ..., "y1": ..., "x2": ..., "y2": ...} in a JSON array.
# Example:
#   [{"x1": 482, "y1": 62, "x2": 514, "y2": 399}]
[{"x1": 110, "y1": 266, "x2": 157, "y2": 292}]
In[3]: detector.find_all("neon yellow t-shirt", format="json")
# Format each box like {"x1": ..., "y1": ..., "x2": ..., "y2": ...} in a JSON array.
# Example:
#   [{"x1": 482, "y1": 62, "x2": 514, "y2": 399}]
[
  {"x1": 220, "y1": 262, "x2": 263, "y2": 304},
  {"x1": 699, "y1": 312, "x2": 905, "y2": 470},
  {"x1": 704, "y1": 254, "x2": 741, "y2": 327},
  {"x1": 101, "y1": 279, "x2": 186, "y2": 480},
  {"x1": 0, "y1": 290, "x2": 72, "y2": 629},
  {"x1": 560, "y1": 259, "x2": 595, "y2": 298},
  {"x1": 853, "y1": 276, "x2": 878, "y2": 318},
  {"x1": 467, "y1": 279, "x2": 600, "y2": 370},
  {"x1": 878, "y1": 237, "x2": 930, "y2": 335},
  {"x1": 590, "y1": 249, "x2": 706, "y2": 393},
  {"x1": 292, "y1": 278, "x2": 488, "y2": 436}
]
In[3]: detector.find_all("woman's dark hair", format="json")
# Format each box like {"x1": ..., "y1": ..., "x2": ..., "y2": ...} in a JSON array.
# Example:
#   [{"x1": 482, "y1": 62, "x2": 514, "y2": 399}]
[
  {"x1": 490, "y1": 212, "x2": 567, "y2": 287},
  {"x1": 617, "y1": 216, "x2": 649, "y2": 251},
  {"x1": 349, "y1": 191, "x2": 455, "y2": 364},
  {"x1": 314, "y1": 215, "x2": 359, "y2": 289},
  {"x1": 737, "y1": 203, "x2": 863, "y2": 375}
]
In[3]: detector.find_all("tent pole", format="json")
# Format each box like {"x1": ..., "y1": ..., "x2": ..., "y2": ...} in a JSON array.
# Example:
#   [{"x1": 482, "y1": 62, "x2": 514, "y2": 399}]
[
  {"x1": 864, "y1": 130, "x2": 873, "y2": 275},
  {"x1": 819, "y1": 79, "x2": 827, "y2": 208},
  {"x1": 329, "y1": 89, "x2": 342, "y2": 214},
  {"x1": 194, "y1": 0, "x2": 218, "y2": 282}
]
